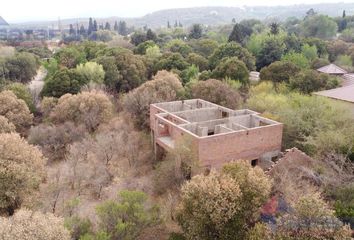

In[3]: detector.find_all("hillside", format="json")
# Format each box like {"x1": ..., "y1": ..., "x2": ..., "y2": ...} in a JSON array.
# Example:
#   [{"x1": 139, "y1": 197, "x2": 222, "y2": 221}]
[{"x1": 11, "y1": 2, "x2": 354, "y2": 29}]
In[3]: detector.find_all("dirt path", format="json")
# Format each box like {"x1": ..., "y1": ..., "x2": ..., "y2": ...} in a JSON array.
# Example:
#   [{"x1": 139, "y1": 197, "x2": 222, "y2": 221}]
[{"x1": 28, "y1": 66, "x2": 47, "y2": 107}]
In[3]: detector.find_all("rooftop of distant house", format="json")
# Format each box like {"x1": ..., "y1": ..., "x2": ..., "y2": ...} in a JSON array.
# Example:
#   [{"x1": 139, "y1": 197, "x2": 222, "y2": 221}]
[
  {"x1": 315, "y1": 84, "x2": 354, "y2": 103},
  {"x1": 315, "y1": 64, "x2": 354, "y2": 103},
  {"x1": 317, "y1": 63, "x2": 348, "y2": 75}
]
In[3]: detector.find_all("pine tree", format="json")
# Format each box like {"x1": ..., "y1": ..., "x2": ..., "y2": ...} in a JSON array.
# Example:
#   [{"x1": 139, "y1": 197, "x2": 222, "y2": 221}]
[
  {"x1": 93, "y1": 20, "x2": 98, "y2": 32},
  {"x1": 306, "y1": 8, "x2": 316, "y2": 18},
  {"x1": 79, "y1": 25, "x2": 86, "y2": 36},
  {"x1": 174, "y1": 20, "x2": 178, "y2": 28},
  {"x1": 114, "y1": 21, "x2": 118, "y2": 32},
  {"x1": 270, "y1": 22, "x2": 279, "y2": 35},
  {"x1": 88, "y1": 17, "x2": 93, "y2": 35},
  {"x1": 105, "y1": 22, "x2": 111, "y2": 30},
  {"x1": 146, "y1": 29, "x2": 157, "y2": 41},
  {"x1": 118, "y1": 21, "x2": 127, "y2": 36},
  {"x1": 189, "y1": 24, "x2": 202, "y2": 39},
  {"x1": 69, "y1": 24, "x2": 75, "y2": 35},
  {"x1": 340, "y1": 10, "x2": 348, "y2": 32},
  {"x1": 178, "y1": 21, "x2": 183, "y2": 27},
  {"x1": 232, "y1": 18, "x2": 236, "y2": 23},
  {"x1": 167, "y1": 21, "x2": 171, "y2": 28},
  {"x1": 228, "y1": 23, "x2": 244, "y2": 43},
  {"x1": 99, "y1": 24, "x2": 104, "y2": 30}
]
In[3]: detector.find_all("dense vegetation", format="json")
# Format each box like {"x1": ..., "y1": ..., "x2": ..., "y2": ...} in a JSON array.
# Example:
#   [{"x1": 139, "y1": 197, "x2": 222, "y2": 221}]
[{"x1": 0, "y1": 7, "x2": 353, "y2": 240}]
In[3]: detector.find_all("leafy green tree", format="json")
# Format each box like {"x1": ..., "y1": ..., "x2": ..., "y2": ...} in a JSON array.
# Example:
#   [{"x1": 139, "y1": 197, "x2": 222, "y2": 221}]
[
  {"x1": 260, "y1": 61, "x2": 300, "y2": 84},
  {"x1": 155, "y1": 52, "x2": 189, "y2": 72},
  {"x1": 186, "y1": 53, "x2": 209, "y2": 71},
  {"x1": 5, "y1": 52, "x2": 38, "y2": 83},
  {"x1": 94, "y1": 56, "x2": 121, "y2": 91},
  {"x1": 281, "y1": 51, "x2": 309, "y2": 69},
  {"x1": 212, "y1": 57, "x2": 249, "y2": 85},
  {"x1": 329, "y1": 184, "x2": 354, "y2": 227},
  {"x1": 301, "y1": 44, "x2": 318, "y2": 61},
  {"x1": 247, "y1": 82, "x2": 352, "y2": 152},
  {"x1": 145, "y1": 45, "x2": 162, "y2": 60},
  {"x1": 256, "y1": 37, "x2": 285, "y2": 70},
  {"x1": 146, "y1": 29, "x2": 157, "y2": 42},
  {"x1": 209, "y1": 42, "x2": 255, "y2": 70},
  {"x1": 89, "y1": 30, "x2": 116, "y2": 42},
  {"x1": 311, "y1": 58, "x2": 330, "y2": 69},
  {"x1": 335, "y1": 55, "x2": 353, "y2": 68},
  {"x1": 228, "y1": 23, "x2": 252, "y2": 45},
  {"x1": 65, "y1": 216, "x2": 93, "y2": 240},
  {"x1": 95, "y1": 190, "x2": 160, "y2": 240},
  {"x1": 54, "y1": 47, "x2": 86, "y2": 68},
  {"x1": 188, "y1": 39, "x2": 218, "y2": 58},
  {"x1": 165, "y1": 39, "x2": 192, "y2": 57},
  {"x1": 180, "y1": 65, "x2": 199, "y2": 85},
  {"x1": 41, "y1": 68, "x2": 87, "y2": 97},
  {"x1": 289, "y1": 70, "x2": 328, "y2": 94},
  {"x1": 130, "y1": 32, "x2": 147, "y2": 46},
  {"x1": 300, "y1": 15, "x2": 338, "y2": 39},
  {"x1": 303, "y1": 37, "x2": 328, "y2": 58},
  {"x1": 176, "y1": 162, "x2": 271, "y2": 240},
  {"x1": 75, "y1": 62, "x2": 105, "y2": 84},
  {"x1": 190, "y1": 79, "x2": 242, "y2": 109},
  {"x1": 189, "y1": 24, "x2": 202, "y2": 39},
  {"x1": 134, "y1": 40, "x2": 156, "y2": 55},
  {"x1": 340, "y1": 28, "x2": 354, "y2": 43},
  {"x1": 95, "y1": 47, "x2": 147, "y2": 92},
  {"x1": 327, "y1": 39, "x2": 349, "y2": 62}
]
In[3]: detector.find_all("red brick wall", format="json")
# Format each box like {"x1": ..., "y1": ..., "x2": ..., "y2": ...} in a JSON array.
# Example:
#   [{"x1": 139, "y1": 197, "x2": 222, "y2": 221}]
[{"x1": 197, "y1": 124, "x2": 283, "y2": 169}]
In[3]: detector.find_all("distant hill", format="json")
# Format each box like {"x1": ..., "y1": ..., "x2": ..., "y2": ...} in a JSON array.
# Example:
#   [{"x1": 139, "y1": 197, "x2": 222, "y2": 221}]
[
  {"x1": 11, "y1": 2, "x2": 354, "y2": 29},
  {"x1": 0, "y1": 16, "x2": 9, "y2": 26}
]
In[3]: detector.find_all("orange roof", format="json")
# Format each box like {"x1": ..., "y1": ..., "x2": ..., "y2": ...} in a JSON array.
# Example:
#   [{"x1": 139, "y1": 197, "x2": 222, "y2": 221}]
[{"x1": 317, "y1": 64, "x2": 348, "y2": 75}]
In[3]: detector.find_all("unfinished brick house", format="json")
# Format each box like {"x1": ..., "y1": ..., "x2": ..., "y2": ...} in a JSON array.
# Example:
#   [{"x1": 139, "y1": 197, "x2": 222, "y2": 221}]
[{"x1": 150, "y1": 99, "x2": 283, "y2": 170}]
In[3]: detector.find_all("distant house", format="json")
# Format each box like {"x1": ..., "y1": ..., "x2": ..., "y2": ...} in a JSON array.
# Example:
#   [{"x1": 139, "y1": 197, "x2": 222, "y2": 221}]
[
  {"x1": 315, "y1": 64, "x2": 354, "y2": 117},
  {"x1": 315, "y1": 84, "x2": 354, "y2": 117},
  {"x1": 317, "y1": 63, "x2": 348, "y2": 76}
]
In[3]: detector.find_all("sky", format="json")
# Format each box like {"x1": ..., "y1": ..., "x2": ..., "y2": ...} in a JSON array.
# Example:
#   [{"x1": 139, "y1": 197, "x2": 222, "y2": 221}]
[{"x1": 2, "y1": 0, "x2": 354, "y2": 23}]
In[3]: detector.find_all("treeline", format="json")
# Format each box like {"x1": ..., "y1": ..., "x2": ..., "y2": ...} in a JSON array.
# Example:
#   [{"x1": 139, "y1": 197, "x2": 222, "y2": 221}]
[{"x1": 64, "y1": 17, "x2": 131, "y2": 43}]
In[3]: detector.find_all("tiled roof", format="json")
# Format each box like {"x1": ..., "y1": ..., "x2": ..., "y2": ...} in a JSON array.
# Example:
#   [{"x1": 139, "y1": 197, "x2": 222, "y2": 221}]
[
  {"x1": 315, "y1": 84, "x2": 354, "y2": 103},
  {"x1": 317, "y1": 63, "x2": 348, "y2": 74}
]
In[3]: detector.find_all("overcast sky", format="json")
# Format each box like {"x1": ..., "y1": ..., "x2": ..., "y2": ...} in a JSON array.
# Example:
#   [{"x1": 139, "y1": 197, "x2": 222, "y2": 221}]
[{"x1": 2, "y1": 0, "x2": 353, "y2": 23}]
